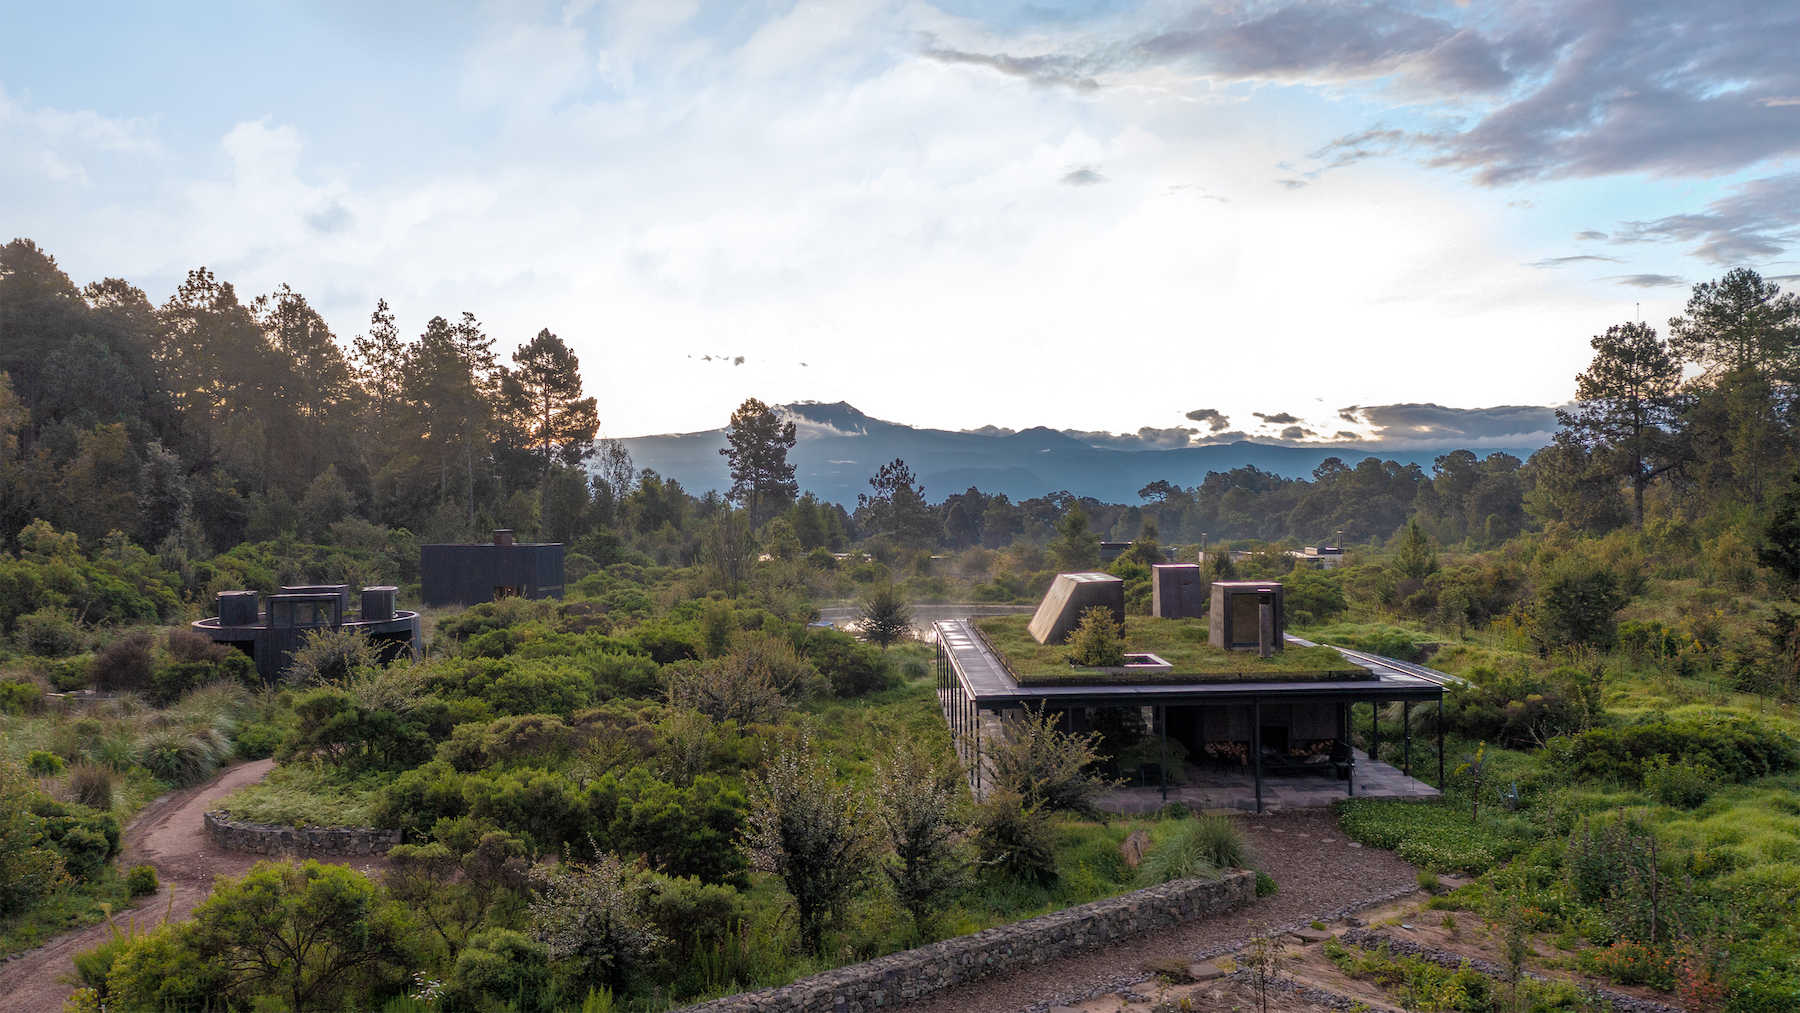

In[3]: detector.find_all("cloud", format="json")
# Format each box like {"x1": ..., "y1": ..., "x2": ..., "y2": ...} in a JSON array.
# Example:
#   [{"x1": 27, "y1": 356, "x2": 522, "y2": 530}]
[
  {"x1": 1064, "y1": 426, "x2": 1198, "y2": 451},
  {"x1": 1185, "y1": 408, "x2": 1230, "y2": 432},
  {"x1": 1280, "y1": 425, "x2": 1316, "y2": 439},
  {"x1": 1529, "y1": 254, "x2": 1625, "y2": 267},
  {"x1": 961, "y1": 425, "x2": 1017, "y2": 436},
  {"x1": 922, "y1": 42, "x2": 1099, "y2": 91},
  {"x1": 1607, "y1": 273, "x2": 1686, "y2": 288},
  {"x1": 968, "y1": 4, "x2": 1800, "y2": 191},
  {"x1": 1199, "y1": 430, "x2": 1251, "y2": 444},
  {"x1": 304, "y1": 201, "x2": 353, "y2": 234},
  {"x1": 1612, "y1": 171, "x2": 1800, "y2": 264},
  {"x1": 1335, "y1": 430, "x2": 1362, "y2": 440},
  {"x1": 1346, "y1": 403, "x2": 1559, "y2": 450},
  {"x1": 1275, "y1": 178, "x2": 1308, "y2": 189},
  {"x1": 1254, "y1": 412, "x2": 1299, "y2": 424},
  {"x1": 1574, "y1": 230, "x2": 1608, "y2": 241},
  {"x1": 1059, "y1": 164, "x2": 1108, "y2": 186}
]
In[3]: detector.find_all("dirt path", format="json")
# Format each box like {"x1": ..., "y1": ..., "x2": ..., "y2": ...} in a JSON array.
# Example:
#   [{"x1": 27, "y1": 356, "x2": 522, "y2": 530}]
[
  {"x1": 0, "y1": 759, "x2": 392, "y2": 1013},
  {"x1": 908, "y1": 808, "x2": 1421, "y2": 1013}
]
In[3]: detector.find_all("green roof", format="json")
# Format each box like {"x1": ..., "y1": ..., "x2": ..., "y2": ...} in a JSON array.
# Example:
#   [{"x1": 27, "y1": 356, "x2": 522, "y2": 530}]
[{"x1": 973, "y1": 614, "x2": 1370, "y2": 687}]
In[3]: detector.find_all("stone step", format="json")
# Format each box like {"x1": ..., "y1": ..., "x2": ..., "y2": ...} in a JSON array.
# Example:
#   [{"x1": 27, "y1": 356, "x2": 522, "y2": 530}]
[
  {"x1": 1188, "y1": 962, "x2": 1225, "y2": 980},
  {"x1": 1290, "y1": 927, "x2": 1335, "y2": 943}
]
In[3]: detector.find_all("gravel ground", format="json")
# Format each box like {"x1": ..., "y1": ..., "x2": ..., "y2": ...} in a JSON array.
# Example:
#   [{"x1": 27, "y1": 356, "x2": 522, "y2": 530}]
[
  {"x1": 0, "y1": 759, "x2": 392, "y2": 1013},
  {"x1": 909, "y1": 807, "x2": 1421, "y2": 1013}
]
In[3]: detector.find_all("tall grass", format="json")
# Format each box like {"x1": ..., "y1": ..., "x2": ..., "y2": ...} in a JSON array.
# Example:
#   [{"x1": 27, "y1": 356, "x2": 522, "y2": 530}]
[
  {"x1": 135, "y1": 724, "x2": 231, "y2": 786},
  {"x1": 1134, "y1": 815, "x2": 1248, "y2": 886},
  {"x1": 214, "y1": 761, "x2": 380, "y2": 827}
]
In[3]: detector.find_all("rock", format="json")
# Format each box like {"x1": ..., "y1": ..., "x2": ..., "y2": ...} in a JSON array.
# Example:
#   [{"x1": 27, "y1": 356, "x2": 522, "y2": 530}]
[
  {"x1": 1188, "y1": 962, "x2": 1224, "y2": 981},
  {"x1": 1291, "y1": 927, "x2": 1334, "y2": 943},
  {"x1": 1048, "y1": 1007, "x2": 1082, "y2": 1013},
  {"x1": 1120, "y1": 828, "x2": 1152, "y2": 868}
]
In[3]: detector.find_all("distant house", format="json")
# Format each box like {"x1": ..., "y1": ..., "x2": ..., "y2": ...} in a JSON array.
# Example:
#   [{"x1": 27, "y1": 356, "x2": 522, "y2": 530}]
[
  {"x1": 1288, "y1": 545, "x2": 1347, "y2": 570},
  {"x1": 192, "y1": 586, "x2": 420, "y2": 683},
  {"x1": 421, "y1": 529, "x2": 566, "y2": 607}
]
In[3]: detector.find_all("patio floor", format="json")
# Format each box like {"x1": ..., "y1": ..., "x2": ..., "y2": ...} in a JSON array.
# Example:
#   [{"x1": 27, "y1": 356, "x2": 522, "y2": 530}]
[{"x1": 1096, "y1": 756, "x2": 1441, "y2": 814}]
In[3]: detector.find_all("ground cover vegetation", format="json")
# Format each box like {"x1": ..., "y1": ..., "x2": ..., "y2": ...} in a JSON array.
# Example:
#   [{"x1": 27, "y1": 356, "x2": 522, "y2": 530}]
[{"x1": 4, "y1": 245, "x2": 1800, "y2": 1008}]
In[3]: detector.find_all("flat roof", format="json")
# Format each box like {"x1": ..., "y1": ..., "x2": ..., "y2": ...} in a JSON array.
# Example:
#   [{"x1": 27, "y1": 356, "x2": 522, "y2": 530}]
[{"x1": 935, "y1": 619, "x2": 1447, "y2": 708}]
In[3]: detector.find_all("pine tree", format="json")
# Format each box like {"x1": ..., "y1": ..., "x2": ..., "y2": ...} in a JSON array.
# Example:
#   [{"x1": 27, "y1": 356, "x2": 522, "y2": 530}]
[
  {"x1": 352, "y1": 299, "x2": 406, "y2": 443},
  {"x1": 506, "y1": 329, "x2": 599, "y2": 475},
  {"x1": 1392, "y1": 518, "x2": 1439, "y2": 579},
  {"x1": 1555, "y1": 321, "x2": 1684, "y2": 527},
  {"x1": 720, "y1": 399, "x2": 798, "y2": 526}
]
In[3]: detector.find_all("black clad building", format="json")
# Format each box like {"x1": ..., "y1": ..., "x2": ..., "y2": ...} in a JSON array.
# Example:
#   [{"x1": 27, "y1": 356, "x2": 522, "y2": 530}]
[{"x1": 420, "y1": 529, "x2": 566, "y2": 607}]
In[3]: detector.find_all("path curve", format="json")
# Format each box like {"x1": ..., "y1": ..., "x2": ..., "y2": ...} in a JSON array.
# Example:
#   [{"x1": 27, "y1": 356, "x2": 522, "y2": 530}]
[
  {"x1": 0, "y1": 759, "x2": 392, "y2": 1013},
  {"x1": 906, "y1": 808, "x2": 1419, "y2": 1013}
]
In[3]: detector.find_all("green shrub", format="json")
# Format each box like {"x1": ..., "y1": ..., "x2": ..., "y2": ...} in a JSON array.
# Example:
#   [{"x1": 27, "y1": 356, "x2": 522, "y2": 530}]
[
  {"x1": 1065, "y1": 607, "x2": 1126, "y2": 667},
  {"x1": 1417, "y1": 869, "x2": 1441, "y2": 893},
  {"x1": 0, "y1": 679, "x2": 44, "y2": 715},
  {"x1": 441, "y1": 928, "x2": 551, "y2": 1011},
  {"x1": 1544, "y1": 719, "x2": 1800, "y2": 786},
  {"x1": 803, "y1": 628, "x2": 895, "y2": 697},
  {"x1": 231, "y1": 723, "x2": 282, "y2": 760},
  {"x1": 1255, "y1": 870, "x2": 1278, "y2": 896},
  {"x1": 1642, "y1": 754, "x2": 1715, "y2": 809},
  {"x1": 26, "y1": 750, "x2": 65, "y2": 776},
  {"x1": 973, "y1": 790, "x2": 1058, "y2": 885},
  {"x1": 639, "y1": 872, "x2": 745, "y2": 959},
  {"x1": 126, "y1": 864, "x2": 159, "y2": 896},
  {"x1": 16, "y1": 607, "x2": 81, "y2": 656},
  {"x1": 40, "y1": 810, "x2": 120, "y2": 881},
  {"x1": 47, "y1": 656, "x2": 92, "y2": 692}
]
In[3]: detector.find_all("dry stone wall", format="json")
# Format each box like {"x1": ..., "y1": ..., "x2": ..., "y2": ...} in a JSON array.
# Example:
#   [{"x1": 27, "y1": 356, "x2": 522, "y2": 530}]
[
  {"x1": 675, "y1": 869, "x2": 1256, "y2": 1013},
  {"x1": 203, "y1": 811, "x2": 402, "y2": 858}
]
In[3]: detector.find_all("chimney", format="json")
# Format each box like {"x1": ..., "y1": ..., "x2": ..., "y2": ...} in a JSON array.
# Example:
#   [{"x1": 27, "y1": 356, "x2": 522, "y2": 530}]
[{"x1": 493, "y1": 529, "x2": 514, "y2": 546}]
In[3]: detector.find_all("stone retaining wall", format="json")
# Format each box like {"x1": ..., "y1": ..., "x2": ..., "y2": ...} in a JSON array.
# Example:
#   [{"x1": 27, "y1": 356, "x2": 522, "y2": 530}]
[
  {"x1": 676, "y1": 869, "x2": 1256, "y2": 1012},
  {"x1": 203, "y1": 810, "x2": 402, "y2": 858}
]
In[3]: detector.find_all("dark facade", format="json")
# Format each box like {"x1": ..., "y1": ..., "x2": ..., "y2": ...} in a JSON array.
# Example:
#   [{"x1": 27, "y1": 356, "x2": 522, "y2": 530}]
[
  {"x1": 420, "y1": 530, "x2": 566, "y2": 607},
  {"x1": 192, "y1": 585, "x2": 421, "y2": 684}
]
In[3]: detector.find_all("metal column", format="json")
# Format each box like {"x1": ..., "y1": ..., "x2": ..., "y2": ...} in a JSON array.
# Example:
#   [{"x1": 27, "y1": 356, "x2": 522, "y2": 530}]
[
  {"x1": 1159, "y1": 705, "x2": 1168, "y2": 803},
  {"x1": 1252, "y1": 699, "x2": 1264, "y2": 814},
  {"x1": 1402, "y1": 702, "x2": 1413, "y2": 778}
]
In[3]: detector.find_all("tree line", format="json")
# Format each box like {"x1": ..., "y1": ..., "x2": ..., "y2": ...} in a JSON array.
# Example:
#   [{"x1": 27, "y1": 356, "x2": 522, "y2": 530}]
[{"x1": 6, "y1": 234, "x2": 1791, "y2": 578}]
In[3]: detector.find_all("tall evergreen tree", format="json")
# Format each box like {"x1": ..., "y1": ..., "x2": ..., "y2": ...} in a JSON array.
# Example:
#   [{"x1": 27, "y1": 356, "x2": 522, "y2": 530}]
[
  {"x1": 1555, "y1": 322, "x2": 1684, "y2": 527},
  {"x1": 720, "y1": 398, "x2": 798, "y2": 526},
  {"x1": 504, "y1": 329, "x2": 599, "y2": 475},
  {"x1": 352, "y1": 299, "x2": 406, "y2": 445},
  {"x1": 857, "y1": 458, "x2": 939, "y2": 550},
  {"x1": 1669, "y1": 269, "x2": 1800, "y2": 503}
]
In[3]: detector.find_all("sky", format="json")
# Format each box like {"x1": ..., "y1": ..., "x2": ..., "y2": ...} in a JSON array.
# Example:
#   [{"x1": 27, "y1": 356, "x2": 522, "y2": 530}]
[{"x1": 4, "y1": 1, "x2": 1799, "y2": 448}]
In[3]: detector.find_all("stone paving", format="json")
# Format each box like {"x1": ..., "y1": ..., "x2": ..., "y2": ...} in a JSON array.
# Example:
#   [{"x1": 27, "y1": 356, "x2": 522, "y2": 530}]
[{"x1": 1097, "y1": 756, "x2": 1440, "y2": 813}]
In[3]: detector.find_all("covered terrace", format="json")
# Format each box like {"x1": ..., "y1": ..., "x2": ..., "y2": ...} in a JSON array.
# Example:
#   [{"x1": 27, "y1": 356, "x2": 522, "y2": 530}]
[{"x1": 933, "y1": 620, "x2": 1451, "y2": 814}]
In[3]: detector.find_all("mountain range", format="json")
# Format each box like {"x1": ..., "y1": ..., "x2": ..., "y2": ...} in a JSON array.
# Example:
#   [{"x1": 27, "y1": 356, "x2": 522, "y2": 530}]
[{"x1": 617, "y1": 403, "x2": 1556, "y2": 506}]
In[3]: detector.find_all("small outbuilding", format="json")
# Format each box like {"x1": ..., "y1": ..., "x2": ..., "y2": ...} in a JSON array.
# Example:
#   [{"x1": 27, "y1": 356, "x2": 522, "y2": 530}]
[{"x1": 420, "y1": 529, "x2": 566, "y2": 607}]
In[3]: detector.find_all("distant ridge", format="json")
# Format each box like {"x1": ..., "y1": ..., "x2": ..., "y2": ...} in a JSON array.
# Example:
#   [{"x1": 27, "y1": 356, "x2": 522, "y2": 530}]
[{"x1": 616, "y1": 402, "x2": 1548, "y2": 506}]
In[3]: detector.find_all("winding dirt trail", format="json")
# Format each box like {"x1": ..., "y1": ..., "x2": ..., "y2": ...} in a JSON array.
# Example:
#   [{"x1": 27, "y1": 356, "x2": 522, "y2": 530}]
[{"x1": 0, "y1": 759, "x2": 391, "y2": 1013}]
